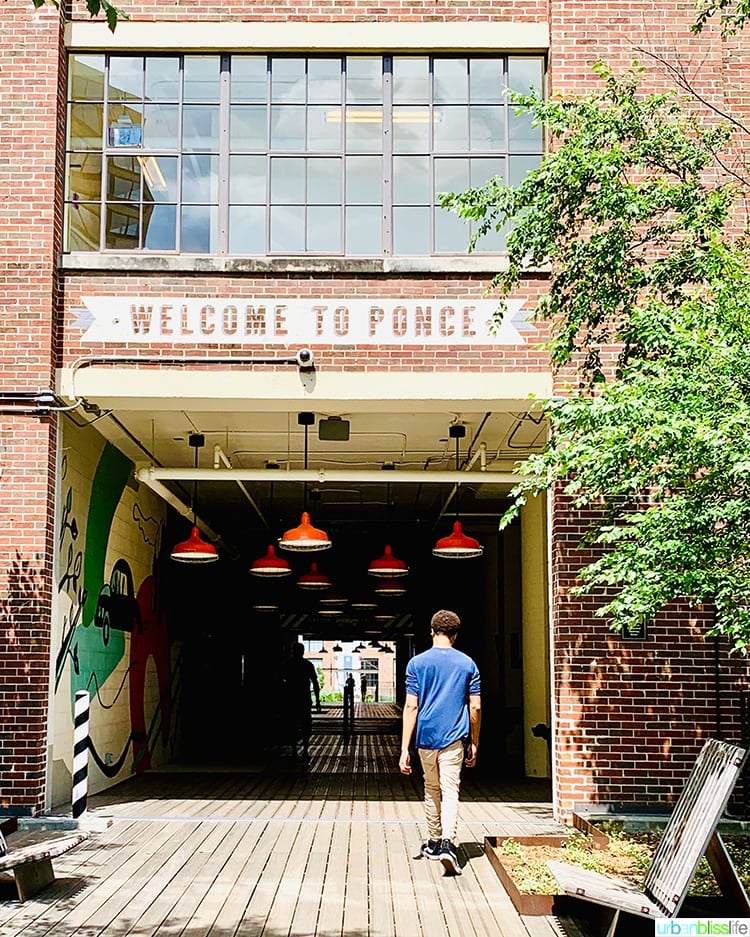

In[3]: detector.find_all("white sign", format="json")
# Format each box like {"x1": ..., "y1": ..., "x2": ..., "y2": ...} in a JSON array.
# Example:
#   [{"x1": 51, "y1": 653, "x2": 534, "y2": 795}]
[{"x1": 77, "y1": 297, "x2": 531, "y2": 346}]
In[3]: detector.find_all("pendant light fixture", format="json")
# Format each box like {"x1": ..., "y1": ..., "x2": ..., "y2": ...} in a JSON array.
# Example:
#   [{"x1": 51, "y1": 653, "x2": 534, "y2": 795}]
[
  {"x1": 432, "y1": 424, "x2": 484, "y2": 560},
  {"x1": 249, "y1": 544, "x2": 292, "y2": 577},
  {"x1": 373, "y1": 577, "x2": 407, "y2": 597},
  {"x1": 279, "y1": 413, "x2": 332, "y2": 552},
  {"x1": 368, "y1": 545, "x2": 409, "y2": 578},
  {"x1": 170, "y1": 433, "x2": 219, "y2": 564},
  {"x1": 297, "y1": 562, "x2": 332, "y2": 590}
]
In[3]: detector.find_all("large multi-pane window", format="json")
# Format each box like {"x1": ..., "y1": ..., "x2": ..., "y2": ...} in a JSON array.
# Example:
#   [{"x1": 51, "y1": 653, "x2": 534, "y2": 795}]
[{"x1": 65, "y1": 54, "x2": 544, "y2": 257}]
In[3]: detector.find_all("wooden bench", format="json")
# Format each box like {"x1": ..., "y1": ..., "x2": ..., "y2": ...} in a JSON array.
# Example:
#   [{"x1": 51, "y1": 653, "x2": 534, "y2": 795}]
[
  {"x1": 548, "y1": 737, "x2": 750, "y2": 936},
  {"x1": 0, "y1": 827, "x2": 89, "y2": 901}
]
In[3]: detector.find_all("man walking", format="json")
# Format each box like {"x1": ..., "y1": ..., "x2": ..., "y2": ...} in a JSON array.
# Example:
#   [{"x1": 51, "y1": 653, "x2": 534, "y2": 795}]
[{"x1": 399, "y1": 609, "x2": 481, "y2": 875}]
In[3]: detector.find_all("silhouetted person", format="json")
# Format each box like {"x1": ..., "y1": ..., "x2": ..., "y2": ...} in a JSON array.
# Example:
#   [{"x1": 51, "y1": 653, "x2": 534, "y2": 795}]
[
  {"x1": 360, "y1": 674, "x2": 368, "y2": 702},
  {"x1": 343, "y1": 672, "x2": 355, "y2": 736},
  {"x1": 282, "y1": 642, "x2": 321, "y2": 760}
]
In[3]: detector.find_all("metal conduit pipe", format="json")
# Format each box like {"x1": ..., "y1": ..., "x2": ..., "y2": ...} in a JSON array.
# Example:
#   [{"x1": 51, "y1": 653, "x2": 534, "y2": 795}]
[
  {"x1": 434, "y1": 442, "x2": 489, "y2": 525},
  {"x1": 137, "y1": 475, "x2": 234, "y2": 556},
  {"x1": 136, "y1": 463, "x2": 514, "y2": 487},
  {"x1": 213, "y1": 445, "x2": 269, "y2": 529}
]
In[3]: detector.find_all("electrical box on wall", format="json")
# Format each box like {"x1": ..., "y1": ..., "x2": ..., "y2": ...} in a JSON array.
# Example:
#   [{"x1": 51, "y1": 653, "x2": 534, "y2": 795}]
[{"x1": 319, "y1": 416, "x2": 350, "y2": 441}]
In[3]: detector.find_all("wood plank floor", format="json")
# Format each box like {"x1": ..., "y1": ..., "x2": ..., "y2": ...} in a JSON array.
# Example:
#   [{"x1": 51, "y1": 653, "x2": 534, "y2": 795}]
[{"x1": 0, "y1": 707, "x2": 592, "y2": 937}]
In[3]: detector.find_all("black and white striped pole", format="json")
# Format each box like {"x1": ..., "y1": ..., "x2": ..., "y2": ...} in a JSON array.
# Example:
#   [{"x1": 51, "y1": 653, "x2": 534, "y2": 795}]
[{"x1": 72, "y1": 690, "x2": 89, "y2": 820}]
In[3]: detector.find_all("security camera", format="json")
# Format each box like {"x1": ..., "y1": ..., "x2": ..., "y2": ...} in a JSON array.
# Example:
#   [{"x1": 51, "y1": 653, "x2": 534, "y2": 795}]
[{"x1": 296, "y1": 348, "x2": 314, "y2": 369}]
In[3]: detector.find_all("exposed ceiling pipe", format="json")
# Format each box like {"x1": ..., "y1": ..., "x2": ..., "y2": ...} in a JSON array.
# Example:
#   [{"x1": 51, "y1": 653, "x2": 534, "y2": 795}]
[
  {"x1": 136, "y1": 463, "x2": 515, "y2": 487},
  {"x1": 435, "y1": 442, "x2": 490, "y2": 525},
  {"x1": 213, "y1": 445, "x2": 270, "y2": 529}
]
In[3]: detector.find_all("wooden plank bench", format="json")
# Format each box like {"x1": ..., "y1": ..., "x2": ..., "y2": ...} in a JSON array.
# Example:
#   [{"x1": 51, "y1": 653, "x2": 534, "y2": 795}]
[
  {"x1": 0, "y1": 827, "x2": 89, "y2": 901},
  {"x1": 548, "y1": 737, "x2": 750, "y2": 936}
]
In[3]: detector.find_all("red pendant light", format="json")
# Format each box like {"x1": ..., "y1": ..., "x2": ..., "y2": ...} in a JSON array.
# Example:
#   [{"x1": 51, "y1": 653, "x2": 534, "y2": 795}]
[
  {"x1": 368, "y1": 545, "x2": 409, "y2": 578},
  {"x1": 171, "y1": 434, "x2": 219, "y2": 564},
  {"x1": 279, "y1": 511, "x2": 332, "y2": 552},
  {"x1": 373, "y1": 577, "x2": 407, "y2": 596},
  {"x1": 432, "y1": 424, "x2": 484, "y2": 560},
  {"x1": 297, "y1": 562, "x2": 332, "y2": 590},
  {"x1": 249, "y1": 544, "x2": 292, "y2": 577},
  {"x1": 432, "y1": 519, "x2": 483, "y2": 559},
  {"x1": 319, "y1": 591, "x2": 348, "y2": 607},
  {"x1": 171, "y1": 524, "x2": 219, "y2": 564},
  {"x1": 278, "y1": 412, "x2": 332, "y2": 552}
]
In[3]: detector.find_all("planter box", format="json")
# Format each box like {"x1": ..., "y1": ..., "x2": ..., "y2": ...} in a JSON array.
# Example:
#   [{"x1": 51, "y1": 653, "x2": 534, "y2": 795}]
[{"x1": 485, "y1": 817, "x2": 610, "y2": 916}]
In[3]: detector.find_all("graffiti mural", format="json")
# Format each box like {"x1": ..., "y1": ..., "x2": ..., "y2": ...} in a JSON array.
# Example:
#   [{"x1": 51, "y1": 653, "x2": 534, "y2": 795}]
[{"x1": 52, "y1": 423, "x2": 176, "y2": 802}]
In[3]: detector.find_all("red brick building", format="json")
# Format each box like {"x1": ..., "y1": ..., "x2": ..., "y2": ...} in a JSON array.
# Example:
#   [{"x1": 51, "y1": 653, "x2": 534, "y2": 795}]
[{"x1": 1, "y1": 0, "x2": 748, "y2": 820}]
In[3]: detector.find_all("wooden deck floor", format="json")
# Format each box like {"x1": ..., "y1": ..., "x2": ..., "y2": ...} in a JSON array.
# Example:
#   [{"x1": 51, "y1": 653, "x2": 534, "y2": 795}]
[{"x1": 0, "y1": 707, "x2": 591, "y2": 937}]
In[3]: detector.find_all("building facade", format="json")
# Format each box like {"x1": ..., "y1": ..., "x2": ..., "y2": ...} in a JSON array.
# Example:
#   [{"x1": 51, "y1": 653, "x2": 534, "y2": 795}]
[{"x1": 1, "y1": 0, "x2": 748, "y2": 820}]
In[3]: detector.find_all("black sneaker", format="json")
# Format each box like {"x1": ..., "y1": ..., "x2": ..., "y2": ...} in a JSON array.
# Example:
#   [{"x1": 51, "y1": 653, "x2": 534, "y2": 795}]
[
  {"x1": 438, "y1": 839, "x2": 461, "y2": 875},
  {"x1": 420, "y1": 839, "x2": 441, "y2": 859}
]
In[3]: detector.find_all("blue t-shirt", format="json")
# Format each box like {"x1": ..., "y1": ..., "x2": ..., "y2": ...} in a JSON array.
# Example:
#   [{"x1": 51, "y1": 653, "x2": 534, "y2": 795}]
[{"x1": 405, "y1": 646, "x2": 480, "y2": 751}]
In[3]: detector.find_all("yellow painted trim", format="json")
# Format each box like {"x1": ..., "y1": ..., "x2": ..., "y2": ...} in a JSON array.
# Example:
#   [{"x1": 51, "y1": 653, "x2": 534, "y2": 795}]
[
  {"x1": 521, "y1": 492, "x2": 551, "y2": 778},
  {"x1": 64, "y1": 21, "x2": 550, "y2": 52}
]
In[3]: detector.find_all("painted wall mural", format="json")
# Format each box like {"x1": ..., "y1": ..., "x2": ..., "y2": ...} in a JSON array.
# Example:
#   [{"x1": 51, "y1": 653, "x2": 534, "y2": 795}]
[{"x1": 51, "y1": 420, "x2": 175, "y2": 807}]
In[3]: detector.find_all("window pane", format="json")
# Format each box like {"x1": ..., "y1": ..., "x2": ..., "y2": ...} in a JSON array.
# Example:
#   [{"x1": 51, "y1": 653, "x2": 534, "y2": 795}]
[
  {"x1": 308, "y1": 158, "x2": 341, "y2": 204},
  {"x1": 470, "y1": 106, "x2": 505, "y2": 151},
  {"x1": 107, "y1": 105, "x2": 143, "y2": 146},
  {"x1": 434, "y1": 106, "x2": 468, "y2": 153},
  {"x1": 345, "y1": 155, "x2": 381, "y2": 204},
  {"x1": 270, "y1": 204, "x2": 305, "y2": 251},
  {"x1": 392, "y1": 109, "x2": 429, "y2": 153},
  {"x1": 181, "y1": 205, "x2": 218, "y2": 252},
  {"x1": 509, "y1": 154, "x2": 541, "y2": 186},
  {"x1": 184, "y1": 56, "x2": 221, "y2": 103},
  {"x1": 346, "y1": 205, "x2": 381, "y2": 253},
  {"x1": 308, "y1": 106, "x2": 342, "y2": 151},
  {"x1": 107, "y1": 156, "x2": 141, "y2": 201},
  {"x1": 393, "y1": 156, "x2": 429, "y2": 204},
  {"x1": 230, "y1": 106, "x2": 267, "y2": 151},
  {"x1": 508, "y1": 57, "x2": 543, "y2": 96},
  {"x1": 145, "y1": 57, "x2": 180, "y2": 101},
  {"x1": 68, "y1": 103, "x2": 103, "y2": 149},
  {"x1": 345, "y1": 109, "x2": 383, "y2": 152},
  {"x1": 182, "y1": 105, "x2": 220, "y2": 151},
  {"x1": 67, "y1": 152, "x2": 102, "y2": 201},
  {"x1": 230, "y1": 155, "x2": 266, "y2": 202},
  {"x1": 108, "y1": 57, "x2": 143, "y2": 102},
  {"x1": 143, "y1": 203, "x2": 177, "y2": 249},
  {"x1": 271, "y1": 58, "x2": 306, "y2": 103},
  {"x1": 434, "y1": 158, "x2": 469, "y2": 198},
  {"x1": 142, "y1": 156, "x2": 178, "y2": 202},
  {"x1": 471, "y1": 157, "x2": 504, "y2": 186},
  {"x1": 270, "y1": 158, "x2": 305, "y2": 203},
  {"x1": 509, "y1": 109, "x2": 543, "y2": 152},
  {"x1": 308, "y1": 59, "x2": 342, "y2": 103},
  {"x1": 182, "y1": 155, "x2": 220, "y2": 203},
  {"x1": 434, "y1": 59, "x2": 467, "y2": 104},
  {"x1": 70, "y1": 55, "x2": 104, "y2": 100},
  {"x1": 470, "y1": 58, "x2": 503, "y2": 103},
  {"x1": 232, "y1": 57, "x2": 268, "y2": 103},
  {"x1": 143, "y1": 104, "x2": 179, "y2": 148},
  {"x1": 346, "y1": 57, "x2": 382, "y2": 104},
  {"x1": 229, "y1": 205, "x2": 266, "y2": 252},
  {"x1": 65, "y1": 201, "x2": 100, "y2": 250},
  {"x1": 392, "y1": 57, "x2": 429, "y2": 103},
  {"x1": 270, "y1": 105, "x2": 306, "y2": 150},
  {"x1": 307, "y1": 205, "x2": 341, "y2": 252},
  {"x1": 435, "y1": 207, "x2": 470, "y2": 252},
  {"x1": 393, "y1": 206, "x2": 429, "y2": 254},
  {"x1": 105, "y1": 202, "x2": 140, "y2": 248}
]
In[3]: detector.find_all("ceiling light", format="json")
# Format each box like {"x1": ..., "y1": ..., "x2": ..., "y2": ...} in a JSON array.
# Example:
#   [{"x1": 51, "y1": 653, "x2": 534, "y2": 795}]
[
  {"x1": 249, "y1": 544, "x2": 292, "y2": 577},
  {"x1": 332, "y1": 643, "x2": 343, "y2": 652},
  {"x1": 319, "y1": 607, "x2": 344, "y2": 617},
  {"x1": 319, "y1": 592, "x2": 348, "y2": 607},
  {"x1": 373, "y1": 578, "x2": 407, "y2": 597},
  {"x1": 350, "y1": 596, "x2": 378, "y2": 611},
  {"x1": 252, "y1": 602, "x2": 279, "y2": 613},
  {"x1": 297, "y1": 562, "x2": 332, "y2": 590},
  {"x1": 379, "y1": 645, "x2": 395, "y2": 654},
  {"x1": 368, "y1": 545, "x2": 409, "y2": 578},
  {"x1": 171, "y1": 433, "x2": 219, "y2": 564},
  {"x1": 279, "y1": 412, "x2": 332, "y2": 551},
  {"x1": 432, "y1": 424, "x2": 484, "y2": 560}
]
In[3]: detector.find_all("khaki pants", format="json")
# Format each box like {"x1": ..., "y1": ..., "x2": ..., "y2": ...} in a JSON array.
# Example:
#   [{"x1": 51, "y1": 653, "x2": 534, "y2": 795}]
[{"x1": 418, "y1": 739, "x2": 464, "y2": 842}]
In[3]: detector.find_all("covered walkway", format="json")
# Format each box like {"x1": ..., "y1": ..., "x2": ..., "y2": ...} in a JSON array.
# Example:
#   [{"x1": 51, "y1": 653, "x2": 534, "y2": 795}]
[{"x1": 0, "y1": 708, "x2": 591, "y2": 936}]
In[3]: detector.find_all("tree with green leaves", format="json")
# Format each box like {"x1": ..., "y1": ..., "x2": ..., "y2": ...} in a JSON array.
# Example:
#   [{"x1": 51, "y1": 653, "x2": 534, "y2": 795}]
[
  {"x1": 33, "y1": 0, "x2": 126, "y2": 30},
  {"x1": 440, "y1": 62, "x2": 750, "y2": 649}
]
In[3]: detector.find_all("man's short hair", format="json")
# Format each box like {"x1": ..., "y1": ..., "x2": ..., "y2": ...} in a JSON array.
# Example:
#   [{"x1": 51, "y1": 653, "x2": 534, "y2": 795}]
[{"x1": 431, "y1": 609, "x2": 461, "y2": 637}]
